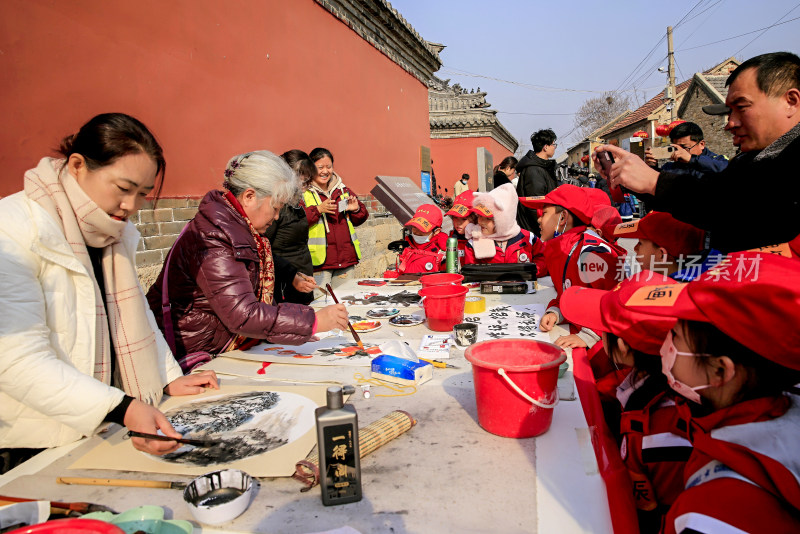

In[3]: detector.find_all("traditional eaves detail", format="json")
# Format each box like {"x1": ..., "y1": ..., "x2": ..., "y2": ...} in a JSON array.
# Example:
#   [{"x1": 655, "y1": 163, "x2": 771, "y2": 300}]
[
  {"x1": 314, "y1": 0, "x2": 442, "y2": 84},
  {"x1": 428, "y1": 76, "x2": 519, "y2": 153}
]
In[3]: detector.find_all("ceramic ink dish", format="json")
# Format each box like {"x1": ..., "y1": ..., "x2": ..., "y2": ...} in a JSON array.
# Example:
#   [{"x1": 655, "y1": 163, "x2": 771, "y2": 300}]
[
  {"x1": 184, "y1": 469, "x2": 254, "y2": 525},
  {"x1": 389, "y1": 314, "x2": 424, "y2": 327},
  {"x1": 351, "y1": 320, "x2": 382, "y2": 333}
]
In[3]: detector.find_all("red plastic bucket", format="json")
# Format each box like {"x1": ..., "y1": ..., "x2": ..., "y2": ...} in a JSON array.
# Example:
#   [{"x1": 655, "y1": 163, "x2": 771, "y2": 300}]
[
  {"x1": 417, "y1": 284, "x2": 469, "y2": 331},
  {"x1": 419, "y1": 273, "x2": 464, "y2": 287},
  {"x1": 465, "y1": 339, "x2": 566, "y2": 438},
  {"x1": 6, "y1": 519, "x2": 125, "y2": 534}
]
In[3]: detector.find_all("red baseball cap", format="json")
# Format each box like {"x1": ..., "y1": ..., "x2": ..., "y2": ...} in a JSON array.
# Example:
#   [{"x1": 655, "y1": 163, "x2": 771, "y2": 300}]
[
  {"x1": 613, "y1": 211, "x2": 705, "y2": 259},
  {"x1": 561, "y1": 273, "x2": 678, "y2": 354},
  {"x1": 405, "y1": 204, "x2": 443, "y2": 233},
  {"x1": 519, "y1": 184, "x2": 594, "y2": 225},
  {"x1": 586, "y1": 188, "x2": 612, "y2": 209},
  {"x1": 446, "y1": 191, "x2": 474, "y2": 218},
  {"x1": 591, "y1": 205, "x2": 622, "y2": 243},
  {"x1": 470, "y1": 204, "x2": 494, "y2": 218},
  {"x1": 621, "y1": 252, "x2": 800, "y2": 369},
  {"x1": 747, "y1": 233, "x2": 800, "y2": 259}
]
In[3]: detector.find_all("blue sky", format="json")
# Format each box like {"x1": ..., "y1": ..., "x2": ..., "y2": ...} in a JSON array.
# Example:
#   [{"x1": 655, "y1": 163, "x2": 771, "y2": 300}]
[{"x1": 388, "y1": 0, "x2": 800, "y2": 156}]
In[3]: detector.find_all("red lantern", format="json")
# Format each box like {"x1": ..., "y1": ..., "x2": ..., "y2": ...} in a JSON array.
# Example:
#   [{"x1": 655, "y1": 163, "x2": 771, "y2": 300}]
[
  {"x1": 668, "y1": 120, "x2": 686, "y2": 130},
  {"x1": 580, "y1": 155, "x2": 590, "y2": 163},
  {"x1": 655, "y1": 124, "x2": 671, "y2": 137},
  {"x1": 632, "y1": 130, "x2": 649, "y2": 139}
]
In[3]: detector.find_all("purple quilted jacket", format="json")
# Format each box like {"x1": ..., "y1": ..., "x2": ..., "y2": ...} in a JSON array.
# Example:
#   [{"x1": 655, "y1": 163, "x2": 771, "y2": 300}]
[{"x1": 147, "y1": 190, "x2": 315, "y2": 357}]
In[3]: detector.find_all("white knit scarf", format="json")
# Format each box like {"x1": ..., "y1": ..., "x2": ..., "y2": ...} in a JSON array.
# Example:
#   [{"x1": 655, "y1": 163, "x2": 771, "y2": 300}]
[{"x1": 24, "y1": 157, "x2": 164, "y2": 404}]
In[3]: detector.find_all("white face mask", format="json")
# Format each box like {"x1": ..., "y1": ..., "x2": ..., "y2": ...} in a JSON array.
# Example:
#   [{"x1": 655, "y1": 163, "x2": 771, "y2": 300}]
[
  {"x1": 659, "y1": 331, "x2": 714, "y2": 404},
  {"x1": 412, "y1": 233, "x2": 432, "y2": 244}
]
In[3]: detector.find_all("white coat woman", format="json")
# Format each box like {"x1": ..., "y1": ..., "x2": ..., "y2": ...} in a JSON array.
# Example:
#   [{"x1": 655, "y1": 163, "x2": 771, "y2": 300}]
[{"x1": 0, "y1": 113, "x2": 217, "y2": 473}]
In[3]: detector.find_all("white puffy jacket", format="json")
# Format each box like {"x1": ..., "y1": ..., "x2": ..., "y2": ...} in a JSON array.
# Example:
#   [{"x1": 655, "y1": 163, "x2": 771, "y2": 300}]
[{"x1": 0, "y1": 192, "x2": 183, "y2": 448}]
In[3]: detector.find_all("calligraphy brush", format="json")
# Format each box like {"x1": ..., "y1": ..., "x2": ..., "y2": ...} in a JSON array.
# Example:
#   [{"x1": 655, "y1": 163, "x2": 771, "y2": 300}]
[
  {"x1": 126, "y1": 430, "x2": 218, "y2": 448},
  {"x1": 326, "y1": 283, "x2": 365, "y2": 353},
  {"x1": 418, "y1": 357, "x2": 459, "y2": 369}
]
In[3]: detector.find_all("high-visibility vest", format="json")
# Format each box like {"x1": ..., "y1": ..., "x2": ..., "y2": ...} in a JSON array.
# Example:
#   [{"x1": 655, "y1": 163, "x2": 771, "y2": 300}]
[{"x1": 304, "y1": 188, "x2": 361, "y2": 267}]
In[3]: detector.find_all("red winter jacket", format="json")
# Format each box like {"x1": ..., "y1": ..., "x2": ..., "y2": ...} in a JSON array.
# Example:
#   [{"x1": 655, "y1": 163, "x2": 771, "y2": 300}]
[
  {"x1": 304, "y1": 178, "x2": 369, "y2": 271},
  {"x1": 664, "y1": 395, "x2": 800, "y2": 534},
  {"x1": 398, "y1": 231, "x2": 448, "y2": 274},
  {"x1": 544, "y1": 226, "x2": 627, "y2": 311},
  {"x1": 617, "y1": 377, "x2": 690, "y2": 531},
  {"x1": 147, "y1": 190, "x2": 316, "y2": 357}
]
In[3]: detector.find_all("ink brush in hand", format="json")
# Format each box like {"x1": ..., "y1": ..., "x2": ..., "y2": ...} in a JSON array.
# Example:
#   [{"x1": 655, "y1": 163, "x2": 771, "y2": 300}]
[
  {"x1": 126, "y1": 430, "x2": 217, "y2": 448},
  {"x1": 325, "y1": 283, "x2": 365, "y2": 352}
]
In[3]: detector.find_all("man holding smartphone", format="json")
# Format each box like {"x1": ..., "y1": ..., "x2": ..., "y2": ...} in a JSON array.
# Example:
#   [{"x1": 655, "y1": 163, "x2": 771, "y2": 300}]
[
  {"x1": 644, "y1": 121, "x2": 728, "y2": 178},
  {"x1": 594, "y1": 52, "x2": 800, "y2": 253}
]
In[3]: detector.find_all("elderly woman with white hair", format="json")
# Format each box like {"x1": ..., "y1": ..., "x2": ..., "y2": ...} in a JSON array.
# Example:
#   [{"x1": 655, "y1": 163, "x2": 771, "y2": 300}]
[{"x1": 147, "y1": 151, "x2": 349, "y2": 371}]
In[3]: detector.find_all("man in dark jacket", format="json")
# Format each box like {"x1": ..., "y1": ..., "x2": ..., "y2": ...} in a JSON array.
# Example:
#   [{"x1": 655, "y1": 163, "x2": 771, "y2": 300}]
[
  {"x1": 644, "y1": 121, "x2": 729, "y2": 178},
  {"x1": 595, "y1": 52, "x2": 800, "y2": 253},
  {"x1": 516, "y1": 128, "x2": 559, "y2": 236}
]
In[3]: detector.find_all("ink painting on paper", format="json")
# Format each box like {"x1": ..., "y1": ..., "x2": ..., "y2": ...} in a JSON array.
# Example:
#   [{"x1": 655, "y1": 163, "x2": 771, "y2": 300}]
[
  {"x1": 154, "y1": 391, "x2": 316, "y2": 466},
  {"x1": 231, "y1": 336, "x2": 386, "y2": 367}
]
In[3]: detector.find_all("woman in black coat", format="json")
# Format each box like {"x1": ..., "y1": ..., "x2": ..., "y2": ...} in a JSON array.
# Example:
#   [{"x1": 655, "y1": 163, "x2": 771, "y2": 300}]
[
  {"x1": 263, "y1": 150, "x2": 317, "y2": 305},
  {"x1": 492, "y1": 156, "x2": 518, "y2": 189}
]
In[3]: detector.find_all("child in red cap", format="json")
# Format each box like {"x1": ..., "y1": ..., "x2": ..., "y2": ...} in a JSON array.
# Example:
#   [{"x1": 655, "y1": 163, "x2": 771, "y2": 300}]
[
  {"x1": 621, "y1": 252, "x2": 800, "y2": 534},
  {"x1": 520, "y1": 184, "x2": 626, "y2": 349},
  {"x1": 614, "y1": 211, "x2": 706, "y2": 281},
  {"x1": 397, "y1": 204, "x2": 449, "y2": 274},
  {"x1": 445, "y1": 190, "x2": 475, "y2": 266},
  {"x1": 562, "y1": 276, "x2": 691, "y2": 532},
  {"x1": 462, "y1": 184, "x2": 546, "y2": 272},
  {"x1": 590, "y1": 205, "x2": 623, "y2": 244}
]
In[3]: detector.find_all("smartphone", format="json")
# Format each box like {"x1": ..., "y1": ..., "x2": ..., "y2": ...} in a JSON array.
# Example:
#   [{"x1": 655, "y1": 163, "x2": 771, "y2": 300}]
[
  {"x1": 597, "y1": 150, "x2": 630, "y2": 201},
  {"x1": 651, "y1": 146, "x2": 676, "y2": 159},
  {"x1": 596, "y1": 150, "x2": 614, "y2": 175}
]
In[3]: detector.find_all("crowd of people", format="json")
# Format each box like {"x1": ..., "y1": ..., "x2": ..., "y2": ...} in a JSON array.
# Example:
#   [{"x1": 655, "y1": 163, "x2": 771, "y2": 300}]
[
  {"x1": 1, "y1": 50, "x2": 799, "y2": 534},
  {"x1": 351, "y1": 51, "x2": 800, "y2": 533},
  {"x1": 573, "y1": 51, "x2": 800, "y2": 533}
]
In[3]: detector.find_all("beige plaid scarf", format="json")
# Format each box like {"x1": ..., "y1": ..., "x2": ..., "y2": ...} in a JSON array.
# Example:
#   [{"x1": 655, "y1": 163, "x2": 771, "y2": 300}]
[{"x1": 24, "y1": 157, "x2": 164, "y2": 404}]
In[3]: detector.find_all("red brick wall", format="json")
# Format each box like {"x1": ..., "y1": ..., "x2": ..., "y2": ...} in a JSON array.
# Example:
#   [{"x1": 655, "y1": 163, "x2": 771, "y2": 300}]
[
  {"x1": 431, "y1": 137, "x2": 514, "y2": 193},
  {"x1": 0, "y1": 0, "x2": 430, "y2": 198}
]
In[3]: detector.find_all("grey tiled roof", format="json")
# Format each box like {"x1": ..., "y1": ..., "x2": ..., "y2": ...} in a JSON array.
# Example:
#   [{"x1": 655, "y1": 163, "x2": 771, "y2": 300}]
[
  {"x1": 600, "y1": 57, "x2": 739, "y2": 138},
  {"x1": 428, "y1": 77, "x2": 518, "y2": 152},
  {"x1": 704, "y1": 74, "x2": 729, "y2": 98}
]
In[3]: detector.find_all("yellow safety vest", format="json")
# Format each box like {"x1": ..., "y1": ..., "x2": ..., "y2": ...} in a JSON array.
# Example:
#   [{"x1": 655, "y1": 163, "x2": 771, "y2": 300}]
[{"x1": 304, "y1": 188, "x2": 361, "y2": 267}]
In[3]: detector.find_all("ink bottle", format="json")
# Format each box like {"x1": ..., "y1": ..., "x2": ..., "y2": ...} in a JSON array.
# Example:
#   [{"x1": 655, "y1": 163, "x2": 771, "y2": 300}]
[{"x1": 315, "y1": 385, "x2": 362, "y2": 505}]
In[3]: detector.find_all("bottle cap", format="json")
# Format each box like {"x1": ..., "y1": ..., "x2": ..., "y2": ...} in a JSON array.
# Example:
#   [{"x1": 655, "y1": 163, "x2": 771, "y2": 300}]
[{"x1": 326, "y1": 386, "x2": 343, "y2": 409}]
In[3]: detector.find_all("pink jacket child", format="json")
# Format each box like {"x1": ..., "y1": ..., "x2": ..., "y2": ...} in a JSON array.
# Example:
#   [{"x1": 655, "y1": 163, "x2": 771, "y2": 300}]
[{"x1": 463, "y1": 183, "x2": 546, "y2": 274}]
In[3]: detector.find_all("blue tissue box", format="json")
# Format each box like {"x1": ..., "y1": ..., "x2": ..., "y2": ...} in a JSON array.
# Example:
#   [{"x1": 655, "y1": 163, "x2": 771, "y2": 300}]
[{"x1": 370, "y1": 354, "x2": 432, "y2": 386}]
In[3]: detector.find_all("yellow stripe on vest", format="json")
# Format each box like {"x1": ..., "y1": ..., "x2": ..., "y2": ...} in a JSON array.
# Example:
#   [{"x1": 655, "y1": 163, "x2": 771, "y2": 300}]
[{"x1": 304, "y1": 189, "x2": 361, "y2": 267}]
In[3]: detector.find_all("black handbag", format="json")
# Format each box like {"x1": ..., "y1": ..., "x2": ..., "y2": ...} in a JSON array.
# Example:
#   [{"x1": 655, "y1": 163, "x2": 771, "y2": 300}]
[{"x1": 459, "y1": 262, "x2": 537, "y2": 282}]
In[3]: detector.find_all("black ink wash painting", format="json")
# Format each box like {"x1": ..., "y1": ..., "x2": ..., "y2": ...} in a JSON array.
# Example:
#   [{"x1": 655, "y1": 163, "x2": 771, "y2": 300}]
[
  {"x1": 155, "y1": 391, "x2": 316, "y2": 466},
  {"x1": 339, "y1": 290, "x2": 421, "y2": 307}
]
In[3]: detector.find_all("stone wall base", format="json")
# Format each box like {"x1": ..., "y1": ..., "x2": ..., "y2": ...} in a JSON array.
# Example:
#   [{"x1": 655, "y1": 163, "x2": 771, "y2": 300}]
[{"x1": 134, "y1": 194, "x2": 402, "y2": 292}]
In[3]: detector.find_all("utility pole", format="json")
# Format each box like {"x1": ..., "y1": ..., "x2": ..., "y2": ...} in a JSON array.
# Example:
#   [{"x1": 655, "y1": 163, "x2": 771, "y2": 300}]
[{"x1": 667, "y1": 26, "x2": 676, "y2": 122}]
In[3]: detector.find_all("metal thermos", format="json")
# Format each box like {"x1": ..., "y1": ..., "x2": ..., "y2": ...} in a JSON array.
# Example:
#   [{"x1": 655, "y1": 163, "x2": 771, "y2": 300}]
[
  {"x1": 446, "y1": 236, "x2": 459, "y2": 273},
  {"x1": 315, "y1": 385, "x2": 362, "y2": 505}
]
